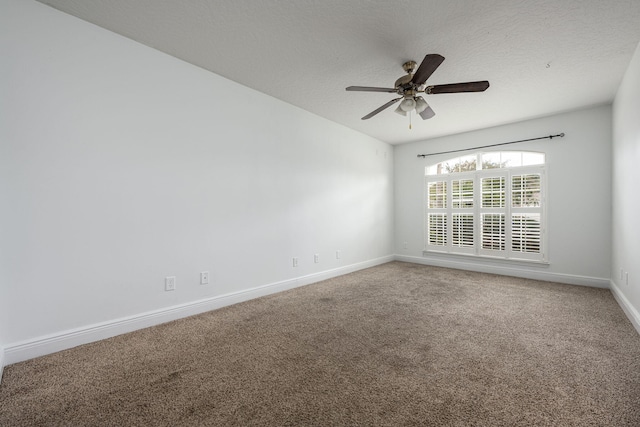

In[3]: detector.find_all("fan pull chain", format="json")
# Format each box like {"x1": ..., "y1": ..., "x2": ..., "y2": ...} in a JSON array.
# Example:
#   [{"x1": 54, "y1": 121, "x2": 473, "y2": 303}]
[{"x1": 409, "y1": 111, "x2": 412, "y2": 129}]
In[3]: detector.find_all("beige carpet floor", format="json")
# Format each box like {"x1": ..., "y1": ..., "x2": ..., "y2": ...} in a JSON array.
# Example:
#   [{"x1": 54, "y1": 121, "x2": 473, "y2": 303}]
[{"x1": 1, "y1": 261, "x2": 640, "y2": 426}]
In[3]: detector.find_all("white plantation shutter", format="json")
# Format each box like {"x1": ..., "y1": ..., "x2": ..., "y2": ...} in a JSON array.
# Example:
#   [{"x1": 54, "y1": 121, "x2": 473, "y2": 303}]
[
  {"x1": 452, "y1": 214, "x2": 474, "y2": 247},
  {"x1": 510, "y1": 173, "x2": 543, "y2": 259},
  {"x1": 481, "y1": 213, "x2": 505, "y2": 251},
  {"x1": 428, "y1": 214, "x2": 447, "y2": 246},
  {"x1": 482, "y1": 177, "x2": 505, "y2": 208},
  {"x1": 512, "y1": 174, "x2": 541, "y2": 208},
  {"x1": 451, "y1": 178, "x2": 475, "y2": 253},
  {"x1": 426, "y1": 180, "x2": 447, "y2": 249},
  {"x1": 452, "y1": 179, "x2": 474, "y2": 208},
  {"x1": 478, "y1": 174, "x2": 507, "y2": 256},
  {"x1": 428, "y1": 181, "x2": 447, "y2": 209},
  {"x1": 512, "y1": 214, "x2": 541, "y2": 253}
]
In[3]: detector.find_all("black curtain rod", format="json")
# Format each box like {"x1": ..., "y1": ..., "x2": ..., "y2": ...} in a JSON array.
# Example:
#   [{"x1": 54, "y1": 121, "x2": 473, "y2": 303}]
[{"x1": 416, "y1": 133, "x2": 565, "y2": 158}]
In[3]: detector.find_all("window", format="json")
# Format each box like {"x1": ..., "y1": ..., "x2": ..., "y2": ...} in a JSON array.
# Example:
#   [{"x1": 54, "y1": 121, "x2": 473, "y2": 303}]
[{"x1": 424, "y1": 151, "x2": 546, "y2": 262}]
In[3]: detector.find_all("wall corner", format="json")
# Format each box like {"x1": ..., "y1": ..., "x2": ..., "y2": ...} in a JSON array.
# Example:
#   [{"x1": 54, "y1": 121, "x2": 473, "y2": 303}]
[{"x1": 610, "y1": 280, "x2": 640, "y2": 336}]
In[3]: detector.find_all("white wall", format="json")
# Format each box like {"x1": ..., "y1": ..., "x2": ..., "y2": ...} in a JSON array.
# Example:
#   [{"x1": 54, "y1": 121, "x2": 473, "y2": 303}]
[
  {"x1": 0, "y1": 0, "x2": 393, "y2": 365},
  {"x1": 611, "y1": 41, "x2": 640, "y2": 333},
  {"x1": 394, "y1": 105, "x2": 612, "y2": 286}
]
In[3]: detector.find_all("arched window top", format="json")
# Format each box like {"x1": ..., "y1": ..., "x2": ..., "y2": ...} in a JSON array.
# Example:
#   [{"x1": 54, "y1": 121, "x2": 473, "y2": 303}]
[{"x1": 426, "y1": 151, "x2": 545, "y2": 176}]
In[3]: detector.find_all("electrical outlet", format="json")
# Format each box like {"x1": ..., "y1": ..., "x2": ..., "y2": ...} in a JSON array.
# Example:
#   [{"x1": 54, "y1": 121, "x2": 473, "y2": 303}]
[
  {"x1": 403, "y1": 242, "x2": 408, "y2": 249},
  {"x1": 336, "y1": 250, "x2": 341, "y2": 259},
  {"x1": 165, "y1": 276, "x2": 176, "y2": 291},
  {"x1": 200, "y1": 271, "x2": 209, "y2": 285},
  {"x1": 314, "y1": 254, "x2": 319, "y2": 263},
  {"x1": 626, "y1": 272, "x2": 629, "y2": 285},
  {"x1": 292, "y1": 257, "x2": 298, "y2": 267}
]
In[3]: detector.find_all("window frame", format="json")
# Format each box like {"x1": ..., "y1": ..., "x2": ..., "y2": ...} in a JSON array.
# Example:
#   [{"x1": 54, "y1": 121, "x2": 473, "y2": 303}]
[{"x1": 424, "y1": 152, "x2": 547, "y2": 263}]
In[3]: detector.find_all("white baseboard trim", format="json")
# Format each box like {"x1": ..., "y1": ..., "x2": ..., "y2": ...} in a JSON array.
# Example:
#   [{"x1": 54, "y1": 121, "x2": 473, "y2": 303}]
[
  {"x1": 609, "y1": 279, "x2": 640, "y2": 335},
  {"x1": 4, "y1": 255, "x2": 394, "y2": 366},
  {"x1": 394, "y1": 254, "x2": 610, "y2": 288}
]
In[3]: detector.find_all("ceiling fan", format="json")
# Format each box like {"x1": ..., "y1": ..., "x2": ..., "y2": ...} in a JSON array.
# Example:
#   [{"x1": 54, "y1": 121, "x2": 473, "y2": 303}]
[{"x1": 346, "y1": 54, "x2": 489, "y2": 122}]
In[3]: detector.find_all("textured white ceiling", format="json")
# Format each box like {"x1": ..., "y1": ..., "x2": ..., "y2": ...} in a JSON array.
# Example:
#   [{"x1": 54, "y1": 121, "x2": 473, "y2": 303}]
[{"x1": 37, "y1": 0, "x2": 640, "y2": 144}]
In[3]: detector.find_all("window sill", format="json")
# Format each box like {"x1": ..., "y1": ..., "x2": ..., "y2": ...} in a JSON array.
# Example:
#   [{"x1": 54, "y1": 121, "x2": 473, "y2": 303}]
[{"x1": 422, "y1": 250, "x2": 550, "y2": 267}]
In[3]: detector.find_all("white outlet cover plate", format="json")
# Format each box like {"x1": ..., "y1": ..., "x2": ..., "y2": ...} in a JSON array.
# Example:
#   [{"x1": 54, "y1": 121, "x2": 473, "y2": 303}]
[
  {"x1": 200, "y1": 271, "x2": 209, "y2": 285},
  {"x1": 165, "y1": 276, "x2": 176, "y2": 291}
]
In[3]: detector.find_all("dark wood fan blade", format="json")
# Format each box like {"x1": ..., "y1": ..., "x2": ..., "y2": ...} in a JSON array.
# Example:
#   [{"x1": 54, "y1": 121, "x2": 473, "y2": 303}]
[
  {"x1": 419, "y1": 106, "x2": 436, "y2": 120},
  {"x1": 361, "y1": 98, "x2": 402, "y2": 120},
  {"x1": 346, "y1": 86, "x2": 398, "y2": 93},
  {"x1": 427, "y1": 81, "x2": 490, "y2": 94},
  {"x1": 411, "y1": 54, "x2": 445, "y2": 85}
]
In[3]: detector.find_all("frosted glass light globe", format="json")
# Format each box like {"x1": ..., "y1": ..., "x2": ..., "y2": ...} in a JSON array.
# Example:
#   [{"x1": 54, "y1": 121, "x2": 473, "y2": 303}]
[
  {"x1": 415, "y1": 97, "x2": 429, "y2": 114},
  {"x1": 399, "y1": 98, "x2": 417, "y2": 112}
]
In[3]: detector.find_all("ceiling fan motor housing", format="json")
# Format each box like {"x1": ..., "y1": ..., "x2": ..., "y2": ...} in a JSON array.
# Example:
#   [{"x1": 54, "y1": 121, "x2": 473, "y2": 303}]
[
  {"x1": 394, "y1": 74, "x2": 414, "y2": 90},
  {"x1": 395, "y1": 61, "x2": 421, "y2": 91}
]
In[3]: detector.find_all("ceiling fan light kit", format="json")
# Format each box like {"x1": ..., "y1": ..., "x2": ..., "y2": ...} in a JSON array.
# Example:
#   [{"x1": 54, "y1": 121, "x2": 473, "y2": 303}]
[{"x1": 346, "y1": 54, "x2": 490, "y2": 127}]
